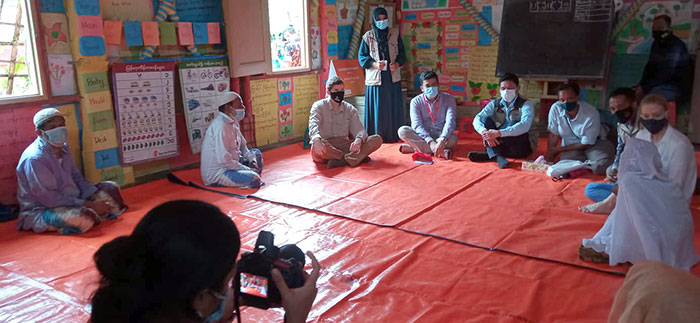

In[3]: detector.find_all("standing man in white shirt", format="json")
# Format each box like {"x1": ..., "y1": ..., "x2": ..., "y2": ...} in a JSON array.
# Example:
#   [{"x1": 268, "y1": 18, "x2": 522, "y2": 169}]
[
  {"x1": 547, "y1": 83, "x2": 615, "y2": 174},
  {"x1": 200, "y1": 91, "x2": 263, "y2": 188},
  {"x1": 309, "y1": 76, "x2": 383, "y2": 168}
]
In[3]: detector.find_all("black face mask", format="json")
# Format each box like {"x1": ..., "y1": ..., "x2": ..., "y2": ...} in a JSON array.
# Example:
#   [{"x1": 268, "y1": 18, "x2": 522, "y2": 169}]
[
  {"x1": 641, "y1": 118, "x2": 668, "y2": 134},
  {"x1": 652, "y1": 30, "x2": 669, "y2": 42},
  {"x1": 330, "y1": 91, "x2": 344, "y2": 103},
  {"x1": 614, "y1": 108, "x2": 633, "y2": 124}
]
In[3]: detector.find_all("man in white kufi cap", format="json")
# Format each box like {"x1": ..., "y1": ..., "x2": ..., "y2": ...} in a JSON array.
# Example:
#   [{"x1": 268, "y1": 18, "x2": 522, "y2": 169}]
[
  {"x1": 200, "y1": 91, "x2": 263, "y2": 188},
  {"x1": 15, "y1": 108, "x2": 127, "y2": 235}
]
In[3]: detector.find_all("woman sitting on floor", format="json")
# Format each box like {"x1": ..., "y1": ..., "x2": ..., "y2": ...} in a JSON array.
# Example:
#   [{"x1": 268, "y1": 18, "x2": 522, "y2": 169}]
[
  {"x1": 578, "y1": 138, "x2": 699, "y2": 270},
  {"x1": 579, "y1": 94, "x2": 696, "y2": 213},
  {"x1": 90, "y1": 200, "x2": 320, "y2": 322}
]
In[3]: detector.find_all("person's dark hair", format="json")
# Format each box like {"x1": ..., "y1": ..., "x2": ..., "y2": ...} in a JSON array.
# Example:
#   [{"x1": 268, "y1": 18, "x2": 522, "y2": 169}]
[
  {"x1": 499, "y1": 73, "x2": 519, "y2": 86},
  {"x1": 218, "y1": 104, "x2": 227, "y2": 113},
  {"x1": 91, "y1": 200, "x2": 241, "y2": 322},
  {"x1": 654, "y1": 14, "x2": 672, "y2": 26},
  {"x1": 326, "y1": 76, "x2": 344, "y2": 91},
  {"x1": 609, "y1": 87, "x2": 636, "y2": 102},
  {"x1": 420, "y1": 71, "x2": 438, "y2": 84},
  {"x1": 557, "y1": 82, "x2": 580, "y2": 96}
]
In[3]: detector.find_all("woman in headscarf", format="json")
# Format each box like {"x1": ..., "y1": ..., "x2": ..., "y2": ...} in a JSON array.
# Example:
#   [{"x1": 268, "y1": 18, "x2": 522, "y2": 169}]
[
  {"x1": 578, "y1": 138, "x2": 699, "y2": 271},
  {"x1": 358, "y1": 7, "x2": 406, "y2": 143}
]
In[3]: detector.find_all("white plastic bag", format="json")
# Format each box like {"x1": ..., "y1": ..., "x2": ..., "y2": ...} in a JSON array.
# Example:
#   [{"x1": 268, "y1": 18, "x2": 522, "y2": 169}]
[{"x1": 546, "y1": 159, "x2": 592, "y2": 178}]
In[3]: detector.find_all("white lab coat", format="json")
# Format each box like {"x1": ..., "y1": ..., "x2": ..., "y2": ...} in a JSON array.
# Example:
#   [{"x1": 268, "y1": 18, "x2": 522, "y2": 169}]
[{"x1": 200, "y1": 112, "x2": 256, "y2": 186}]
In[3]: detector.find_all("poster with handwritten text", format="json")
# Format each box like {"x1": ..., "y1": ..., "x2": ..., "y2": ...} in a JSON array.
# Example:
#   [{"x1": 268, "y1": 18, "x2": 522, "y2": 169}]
[
  {"x1": 179, "y1": 57, "x2": 230, "y2": 154},
  {"x1": 112, "y1": 61, "x2": 179, "y2": 164}
]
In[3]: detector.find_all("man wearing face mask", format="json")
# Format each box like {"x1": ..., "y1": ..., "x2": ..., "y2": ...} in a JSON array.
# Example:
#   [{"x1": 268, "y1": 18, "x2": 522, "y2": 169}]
[
  {"x1": 582, "y1": 88, "x2": 638, "y2": 205},
  {"x1": 469, "y1": 73, "x2": 534, "y2": 168},
  {"x1": 398, "y1": 71, "x2": 457, "y2": 159},
  {"x1": 634, "y1": 15, "x2": 693, "y2": 102},
  {"x1": 547, "y1": 83, "x2": 615, "y2": 174},
  {"x1": 15, "y1": 108, "x2": 127, "y2": 235},
  {"x1": 200, "y1": 91, "x2": 264, "y2": 188},
  {"x1": 309, "y1": 76, "x2": 383, "y2": 168},
  {"x1": 580, "y1": 94, "x2": 696, "y2": 214}
]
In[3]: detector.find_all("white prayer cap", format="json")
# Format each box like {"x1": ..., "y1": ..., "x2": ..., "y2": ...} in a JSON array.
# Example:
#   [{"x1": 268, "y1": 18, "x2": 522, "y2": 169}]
[
  {"x1": 217, "y1": 91, "x2": 242, "y2": 107},
  {"x1": 33, "y1": 108, "x2": 63, "y2": 128}
]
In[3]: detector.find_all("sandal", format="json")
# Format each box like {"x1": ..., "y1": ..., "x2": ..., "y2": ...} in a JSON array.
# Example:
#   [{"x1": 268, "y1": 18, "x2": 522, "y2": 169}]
[{"x1": 578, "y1": 244, "x2": 609, "y2": 264}]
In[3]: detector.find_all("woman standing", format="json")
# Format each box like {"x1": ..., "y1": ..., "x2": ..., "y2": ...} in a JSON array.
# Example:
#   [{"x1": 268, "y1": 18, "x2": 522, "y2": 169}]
[{"x1": 358, "y1": 7, "x2": 406, "y2": 143}]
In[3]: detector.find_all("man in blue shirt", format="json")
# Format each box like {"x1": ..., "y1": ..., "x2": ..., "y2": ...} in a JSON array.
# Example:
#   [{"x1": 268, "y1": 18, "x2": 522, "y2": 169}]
[
  {"x1": 634, "y1": 15, "x2": 693, "y2": 102},
  {"x1": 468, "y1": 73, "x2": 534, "y2": 168},
  {"x1": 547, "y1": 83, "x2": 615, "y2": 174},
  {"x1": 398, "y1": 71, "x2": 457, "y2": 159},
  {"x1": 16, "y1": 108, "x2": 127, "y2": 234}
]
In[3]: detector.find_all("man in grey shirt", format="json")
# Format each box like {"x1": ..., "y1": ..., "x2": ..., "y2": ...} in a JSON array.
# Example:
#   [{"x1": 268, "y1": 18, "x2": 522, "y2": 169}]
[
  {"x1": 398, "y1": 71, "x2": 457, "y2": 159},
  {"x1": 309, "y1": 76, "x2": 383, "y2": 168}
]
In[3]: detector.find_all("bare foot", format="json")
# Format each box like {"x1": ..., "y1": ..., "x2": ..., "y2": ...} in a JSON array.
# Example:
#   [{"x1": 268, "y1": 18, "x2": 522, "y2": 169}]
[{"x1": 579, "y1": 198, "x2": 616, "y2": 214}]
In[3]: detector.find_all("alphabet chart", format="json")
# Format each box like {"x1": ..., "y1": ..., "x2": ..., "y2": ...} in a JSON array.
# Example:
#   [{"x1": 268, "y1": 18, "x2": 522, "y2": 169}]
[
  {"x1": 112, "y1": 61, "x2": 179, "y2": 165},
  {"x1": 178, "y1": 57, "x2": 230, "y2": 154}
]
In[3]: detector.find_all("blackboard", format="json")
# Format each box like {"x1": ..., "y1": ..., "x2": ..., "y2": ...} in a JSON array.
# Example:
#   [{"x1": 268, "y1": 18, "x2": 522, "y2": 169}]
[{"x1": 496, "y1": 0, "x2": 614, "y2": 78}]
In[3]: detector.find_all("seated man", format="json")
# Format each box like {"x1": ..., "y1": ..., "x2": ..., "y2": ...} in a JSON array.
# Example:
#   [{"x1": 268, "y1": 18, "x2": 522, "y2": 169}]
[
  {"x1": 309, "y1": 76, "x2": 383, "y2": 168},
  {"x1": 398, "y1": 71, "x2": 457, "y2": 159},
  {"x1": 16, "y1": 108, "x2": 126, "y2": 235},
  {"x1": 634, "y1": 15, "x2": 693, "y2": 102},
  {"x1": 580, "y1": 94, "x2": 696, "y2": 214},
  {"x1": 469, "y1": 72, "x2": 534, "y2": 168},
  {"x1": 201, "y1": 91, "x2": 263, "y2": 188},
  {"x1": 584, "y1": 88, "x2": 638, "y2": 202},
  {"x1": 547, "y1": 82, "x2": 615, "y2": 175}
]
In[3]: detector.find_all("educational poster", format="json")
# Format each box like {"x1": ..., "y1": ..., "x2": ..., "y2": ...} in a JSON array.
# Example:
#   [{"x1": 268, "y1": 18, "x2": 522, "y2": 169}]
[
  {"x1": 112, "y1": 61, "x2": 179, "y2": 165},
  {"x1": 277, "y1": 78, "x2": 294, "y2": 141},
  {"x1": 329, "y1": 59, "x2": 365, "y2": 96},
  {"x1": 101, "y1": 0, "x2": 154, "y2": 21},
  {"x1": 40, "y1": 13, "x2": 71, "y2": 54},
  {"x1": 47, "y1": 54, "x2": 76, "y2": 96},
  {"x1": 402, "y1": 8, "x2": 479, "y2": 104},
  {"x1": 179, "y1": 57, "x2": 231, "y2": 154},
  {"x1": 292, "y1": 74, "x2": 319, "y2": 138},
  {"x1": 468, "y1": 44, "x2": 499, "y2": 102},
  {"x1": 614, "y1": 0, "x2": 698, "y2": 54},
  {"x1": 402, "y1": 0, "x2": 450, "y2": 11},
  {"x1": 337, "y1": 0, "x2": 358, "y2": 59},
  {"x1": 311, "y1": 27, "x2": 322, "y2": 69},
  {"x1": 250, "y1": 78, "x2": 279, "y2": 146}
]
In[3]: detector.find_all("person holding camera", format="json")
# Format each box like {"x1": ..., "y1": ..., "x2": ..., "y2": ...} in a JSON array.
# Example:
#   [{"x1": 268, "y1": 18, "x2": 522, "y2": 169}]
[{"x1": 90, "y1": 200, "x2": 320, "y2": 323}]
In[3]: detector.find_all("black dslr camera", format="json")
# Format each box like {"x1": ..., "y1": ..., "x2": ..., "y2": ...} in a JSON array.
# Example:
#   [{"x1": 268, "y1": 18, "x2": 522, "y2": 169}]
[{"x1": 235, "y1": 231, "x2": 305, "y2": 309}]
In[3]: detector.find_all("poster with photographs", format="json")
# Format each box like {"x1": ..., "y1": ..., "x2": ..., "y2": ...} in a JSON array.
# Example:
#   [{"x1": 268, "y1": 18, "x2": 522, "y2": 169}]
[
  {"x1": 178, "y1": 57, "x2": 230, "y2": 154},
  {"x1": 112, "y1": 61, "x2": 179, "y2": 165}
]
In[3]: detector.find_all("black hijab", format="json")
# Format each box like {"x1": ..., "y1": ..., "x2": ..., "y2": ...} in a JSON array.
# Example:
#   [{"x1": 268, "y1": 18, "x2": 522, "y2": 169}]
[{"x1": 372, "y1": 7, "x2": 389, "y2": 42}]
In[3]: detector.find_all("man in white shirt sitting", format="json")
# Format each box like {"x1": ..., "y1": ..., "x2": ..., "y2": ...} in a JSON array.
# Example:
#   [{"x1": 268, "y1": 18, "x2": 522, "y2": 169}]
[
  {"x1": 309, "y1": 76, "x2": 383, "y2": 168},
  {"x1": 200, "y1": 91, "x2": 263, "y2": 188},
  {"x1": 547, "y1": 83, "x2": 615, "y2": 174}
]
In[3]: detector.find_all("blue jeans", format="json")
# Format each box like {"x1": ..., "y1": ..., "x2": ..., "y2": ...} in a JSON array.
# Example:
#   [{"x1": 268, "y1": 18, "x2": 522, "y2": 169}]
[
  {"x1": 213, "y1": 149, "x2": 264, "y2": 188},
  {"x1": 584, "y1": 182, "x2": 615, "y2": 202}
]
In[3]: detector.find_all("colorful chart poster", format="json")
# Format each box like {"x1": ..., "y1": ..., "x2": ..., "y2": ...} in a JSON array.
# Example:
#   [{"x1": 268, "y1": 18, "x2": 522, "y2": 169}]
[
  {"x1": 179, "y1": 57, "x2": 231, "y2": 154},
  {"x1": 112, "y1": 61, "x2": 179, "y2": 165},
  {"x1": 328, "y1": 59, "x2": 364, "y2": 96}
]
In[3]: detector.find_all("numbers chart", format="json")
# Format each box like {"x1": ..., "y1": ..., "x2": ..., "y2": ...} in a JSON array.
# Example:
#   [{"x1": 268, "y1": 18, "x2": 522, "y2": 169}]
[
  {"x1": 112, "y1": 61, "x2": 179, "y2": 165},
  {"x1": 179, "y1": 57, "x2": 230, "y2": 154}
]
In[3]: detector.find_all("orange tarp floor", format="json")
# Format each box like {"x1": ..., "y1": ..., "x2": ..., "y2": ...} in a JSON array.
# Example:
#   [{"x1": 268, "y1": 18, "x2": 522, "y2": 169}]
[{"x1": 1, "y1": 138, "x2": 699, "y2": 322}]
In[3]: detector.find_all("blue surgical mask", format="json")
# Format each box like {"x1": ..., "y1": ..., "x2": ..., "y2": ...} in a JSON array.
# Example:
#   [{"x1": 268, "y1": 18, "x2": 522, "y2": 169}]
[
  {"x1": 375, "y1": 19, "x2": 389, "y2": 30},
  {"x1": 203, "y1": 290, "x2": 227, "y2": 323},
  {"x1": 424, "y1": 86, "x2": 439, "y2": 99},
  {"x1": 234, "y1": 109, "x2": 246, "y2": 121},
  {"x1": 42, "y1": 126, "x2": 67, "y2": 147}
]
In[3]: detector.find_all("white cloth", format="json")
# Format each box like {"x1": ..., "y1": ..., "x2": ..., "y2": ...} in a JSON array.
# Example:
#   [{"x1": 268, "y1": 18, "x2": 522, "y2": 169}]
[
  {"x1": 547, "y1": 101, "x2": 602, "y2": 146},
  {"x1": 635, "y1": 126, "x2": 697, "y2": 204},
  {"x1": 33, "y1": 108, "x2": 62, "y2": 127},
  {"x1": 200, "y1": 112, "x2": 256, "y2": 186},
  {"x1": 546, "y1": 159, "x2": 591, "y2": 178},
  {"x1": 582, "y1": 138, "x2": 699, "y2": 270}
]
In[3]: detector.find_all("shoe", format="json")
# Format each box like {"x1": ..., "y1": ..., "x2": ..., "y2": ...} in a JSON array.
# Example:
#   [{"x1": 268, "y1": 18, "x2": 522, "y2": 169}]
[
  {"x1": 496, "y1": 156, "x2": 509, "y2": 168},
  {"x1": 327, "y1": 159, "x2": 347, "y2": 169},
  {"x1": 399, "y1": 144, "x2": 414, "y2": 154},
  {"x1": 578, "y1": 244, "x2": 609, "y2": 263},
  {"x1": 467, "y1": 152, "x2": 492, "y2": 162},
  {"x1": 443, "y1": 149, "x2": 452, "y2": 159}
]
